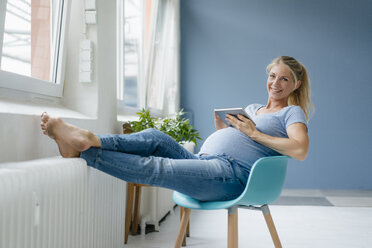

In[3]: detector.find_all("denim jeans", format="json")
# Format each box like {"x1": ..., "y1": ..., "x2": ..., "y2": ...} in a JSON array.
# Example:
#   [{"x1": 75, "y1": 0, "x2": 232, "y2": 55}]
[{"x1": 80, "y1": 128, "x2": 249, "y2": 201}]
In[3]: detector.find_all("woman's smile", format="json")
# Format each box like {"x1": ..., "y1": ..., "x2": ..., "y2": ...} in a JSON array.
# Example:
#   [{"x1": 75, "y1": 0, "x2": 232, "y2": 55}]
[{"x1": 270, "y1": 87, "x2": 283, "y2": 93}]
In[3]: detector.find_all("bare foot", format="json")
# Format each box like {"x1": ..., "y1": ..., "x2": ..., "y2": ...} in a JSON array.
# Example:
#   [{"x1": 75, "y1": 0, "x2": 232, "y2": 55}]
[{"x1": 40, "y1": 112, "x2": 101, "y2": 158}]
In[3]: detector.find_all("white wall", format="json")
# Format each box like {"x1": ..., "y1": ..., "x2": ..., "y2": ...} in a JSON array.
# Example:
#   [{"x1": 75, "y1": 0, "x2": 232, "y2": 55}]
[{"x1": 0, "y1": 0, "x2": 122, "y2": 163}]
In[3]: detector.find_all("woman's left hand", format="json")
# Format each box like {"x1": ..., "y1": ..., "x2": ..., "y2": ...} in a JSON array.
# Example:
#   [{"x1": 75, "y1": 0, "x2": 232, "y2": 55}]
[{"x1": 226, "y1": 114, "x2": 257, "y2": 137}]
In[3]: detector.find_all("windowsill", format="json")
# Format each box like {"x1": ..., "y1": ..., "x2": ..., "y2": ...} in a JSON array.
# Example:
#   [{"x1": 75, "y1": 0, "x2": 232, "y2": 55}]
[
  {"x1": 117, "y1": 114, "x2": 139, "y2": 123},
  {"x1": 0, "y1": 94, "x2": 94, "y2": 120},
  {"x1": 0, "y1": 95, "x2": 144, "y2": 122},
  {"x1": 116, "y1": 105, "x2": 140, "y2": 123}
]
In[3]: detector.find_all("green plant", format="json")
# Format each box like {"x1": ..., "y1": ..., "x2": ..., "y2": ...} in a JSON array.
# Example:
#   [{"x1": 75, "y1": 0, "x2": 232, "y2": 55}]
[{"x1": 127, "y1": 108, "x2": 202, "y2": 146}]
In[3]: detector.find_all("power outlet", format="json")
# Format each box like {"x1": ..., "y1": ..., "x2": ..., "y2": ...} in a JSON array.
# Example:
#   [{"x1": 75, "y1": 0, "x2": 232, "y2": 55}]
[{"x1": 79, "y1": 39, "x2": 93, "y2": 83}]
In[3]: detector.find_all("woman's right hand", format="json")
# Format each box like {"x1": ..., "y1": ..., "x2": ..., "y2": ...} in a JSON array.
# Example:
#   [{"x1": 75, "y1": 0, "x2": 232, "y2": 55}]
[{"x1": 214, "y1": 110, "x2": 228, "y2": 130}]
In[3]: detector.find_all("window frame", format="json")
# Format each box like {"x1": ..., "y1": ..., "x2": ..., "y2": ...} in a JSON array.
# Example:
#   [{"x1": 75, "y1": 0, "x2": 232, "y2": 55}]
[{"x1": 0, "y1": 0, "x2": 70, "y2": 98}]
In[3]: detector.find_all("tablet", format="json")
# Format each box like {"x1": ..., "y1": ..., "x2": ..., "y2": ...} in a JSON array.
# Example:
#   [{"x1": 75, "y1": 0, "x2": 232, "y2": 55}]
[{"x1": 214, "y1": 107, "x2": 256, "y2": 126}]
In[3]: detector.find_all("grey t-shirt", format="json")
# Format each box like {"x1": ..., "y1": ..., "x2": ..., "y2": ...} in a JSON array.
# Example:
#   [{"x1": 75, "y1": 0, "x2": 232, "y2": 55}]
[{"x1": 199, "y1": 104, "x2": 307, "y2": 170}]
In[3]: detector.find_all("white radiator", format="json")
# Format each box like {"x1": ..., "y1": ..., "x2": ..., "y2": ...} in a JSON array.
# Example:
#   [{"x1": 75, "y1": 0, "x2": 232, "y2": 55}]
[{"x1": 0, "y1": 157, "x2": 126, "y2": 248}]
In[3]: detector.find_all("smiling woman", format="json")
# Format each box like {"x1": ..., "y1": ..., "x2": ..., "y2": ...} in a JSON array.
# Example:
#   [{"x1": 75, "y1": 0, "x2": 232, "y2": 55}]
[
  {"x1": 266, "y1": 64, "x2": 300, "y2": 107},
  {"x1": 265, "y1": 56, "x2": 313, "y2": 121},
  {"x1": 0, "y1": 0, "x2": 70, "y2": 97},
  {"x1": 39, "y1": 56, "x2": 313, "y2": 204}
]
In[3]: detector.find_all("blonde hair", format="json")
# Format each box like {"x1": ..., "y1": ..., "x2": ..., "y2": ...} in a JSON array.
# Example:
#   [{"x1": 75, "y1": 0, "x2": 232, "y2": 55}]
[{"x1": 266, "y1": 56, "x2": 314, "y2": 121}]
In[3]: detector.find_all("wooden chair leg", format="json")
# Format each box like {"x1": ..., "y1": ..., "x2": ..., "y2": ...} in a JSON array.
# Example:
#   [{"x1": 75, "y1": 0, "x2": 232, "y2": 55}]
[
  {"x1": 175, "y1": 208, "x2": 191, "y2": 248},
  {"x1": 125, "y1": 183, "x2": 135, "y2": 244},
  {"x1": 262, "y1": 205, "x2": 282, "y2": 248},
  {"x1": 131, "y1": 185, "x2": 142, "y2": 235},
  {"x1": 186, "y1": 219, "x2": 190, "y2": 237},
  {"x1": 228, "y1": 206, "x2": 238, "y2": 248},
  {"x1": 180, "y1": 207, "x2": 188, "y2": 246}
]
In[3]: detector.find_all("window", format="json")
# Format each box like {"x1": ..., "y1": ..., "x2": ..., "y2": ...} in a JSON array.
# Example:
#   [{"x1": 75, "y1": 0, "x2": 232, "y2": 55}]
[
  {"x1": 117, "y1": 0, "x2": 143, "y2": 109},
  {"x1": 0, "y1": 0, "x2": 69, "y2": 97},
  {"x1": 117, "y1": 0, "x2": 180, "y2": 116}
]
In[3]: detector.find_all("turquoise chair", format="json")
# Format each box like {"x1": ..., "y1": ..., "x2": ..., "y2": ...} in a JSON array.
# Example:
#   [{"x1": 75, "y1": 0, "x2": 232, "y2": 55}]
[{"x1": 173, "y1": 156, "x2": 289, "y2": 248}]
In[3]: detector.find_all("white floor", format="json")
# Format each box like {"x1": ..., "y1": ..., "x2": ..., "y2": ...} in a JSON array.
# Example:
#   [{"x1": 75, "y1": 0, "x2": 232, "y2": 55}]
[{"x1": 124, "y1": 190, "x2": 372, "y2": 248}]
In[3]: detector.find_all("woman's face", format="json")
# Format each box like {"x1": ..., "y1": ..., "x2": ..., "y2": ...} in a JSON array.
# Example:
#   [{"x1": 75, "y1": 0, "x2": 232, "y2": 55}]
[{"x1": 267, "y1": 64, "x2": 299, "y2": 101}]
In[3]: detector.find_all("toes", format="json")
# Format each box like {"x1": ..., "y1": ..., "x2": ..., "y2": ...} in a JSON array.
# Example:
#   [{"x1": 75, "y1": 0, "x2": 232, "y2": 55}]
[
  {"x1": 41, "y1": 122, "x2": 47, "y2": 130},
  {"x1": 41, "y1": 112, "x2": 50, "y2": 122}
]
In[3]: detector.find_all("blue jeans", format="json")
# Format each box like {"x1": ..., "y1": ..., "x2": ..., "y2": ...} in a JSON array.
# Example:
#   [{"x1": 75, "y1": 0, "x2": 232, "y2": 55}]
[{"x1": 80, "y1": 128, "x2": 249, "y2": 201}]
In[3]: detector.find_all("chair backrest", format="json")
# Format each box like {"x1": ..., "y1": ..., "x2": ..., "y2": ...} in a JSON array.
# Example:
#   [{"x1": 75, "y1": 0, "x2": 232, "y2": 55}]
[{"x1": 236, "y1": 156, "x2": 289, "y2": 206}]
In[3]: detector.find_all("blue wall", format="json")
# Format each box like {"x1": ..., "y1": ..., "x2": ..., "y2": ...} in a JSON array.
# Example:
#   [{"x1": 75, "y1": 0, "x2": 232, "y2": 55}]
[{"x1": 180, "y1": 0, "x2": 372, "y2": 189}]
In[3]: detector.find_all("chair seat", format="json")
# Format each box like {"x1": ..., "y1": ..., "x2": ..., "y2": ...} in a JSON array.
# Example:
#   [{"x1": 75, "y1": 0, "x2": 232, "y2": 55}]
[{"x1": 173, "y1": 191, "x2": 242, "y2": 210}]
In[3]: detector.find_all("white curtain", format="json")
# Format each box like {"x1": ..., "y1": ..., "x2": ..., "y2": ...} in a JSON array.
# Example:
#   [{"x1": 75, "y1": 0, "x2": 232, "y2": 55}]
[{"x1": 145, "y1": 0, "x2": 180, "y2": 116}]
